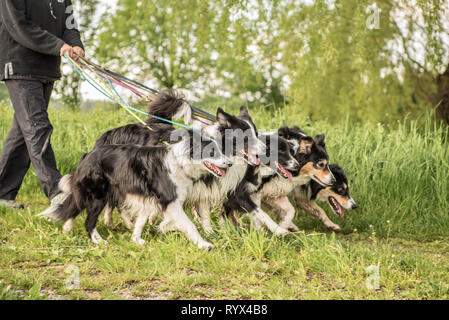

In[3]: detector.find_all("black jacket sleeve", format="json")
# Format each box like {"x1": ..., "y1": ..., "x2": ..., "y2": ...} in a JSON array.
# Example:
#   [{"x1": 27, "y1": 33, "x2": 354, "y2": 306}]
[
  {"x1": 0, "y1": 0, "x2": 65, "y2": 56},
  {"x1": 62, "y1": 0, "x2": 84, "y2": 49}
]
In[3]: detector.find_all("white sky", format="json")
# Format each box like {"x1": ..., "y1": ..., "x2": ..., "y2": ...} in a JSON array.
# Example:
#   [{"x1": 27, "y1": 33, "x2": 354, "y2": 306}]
[
  {"x1": 78, "y1": 0, "x2": 118, "y2": 101},
  {"x1": 76, "y1": 0, "x2": 449, "y2": 102}
]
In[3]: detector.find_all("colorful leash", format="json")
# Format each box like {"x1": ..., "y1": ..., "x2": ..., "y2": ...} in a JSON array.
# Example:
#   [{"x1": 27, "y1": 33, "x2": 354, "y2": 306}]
[
  {"x1": 65, "y1": 54, "x2": 196, "y2": 132},
  {"x1": 81, "y1": 57, "x2": 217, "y2": 122},
  {"x1": 77, "y1": 56, "x2": 217, "y2": 123}
]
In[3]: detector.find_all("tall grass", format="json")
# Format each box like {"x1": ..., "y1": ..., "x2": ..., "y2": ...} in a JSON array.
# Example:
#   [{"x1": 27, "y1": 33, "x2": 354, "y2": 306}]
[
  {"x1": 0, "y1": 102, "x2": 448, "y2": 240},
  {"x1": 0, "y1": 101, "x2": 448, "y2": 299}
]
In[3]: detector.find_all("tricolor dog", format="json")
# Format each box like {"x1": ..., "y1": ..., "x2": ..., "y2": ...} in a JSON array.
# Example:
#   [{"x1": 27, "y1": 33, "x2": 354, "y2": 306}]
[{"x1": 39, "y1": 130, "x2": 232, "y2": 250}]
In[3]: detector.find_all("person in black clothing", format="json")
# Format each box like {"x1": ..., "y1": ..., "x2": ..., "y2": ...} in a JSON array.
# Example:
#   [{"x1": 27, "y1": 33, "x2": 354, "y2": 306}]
[{"x1": 0, "y1": 0, "x2": 84, "y2": 209}]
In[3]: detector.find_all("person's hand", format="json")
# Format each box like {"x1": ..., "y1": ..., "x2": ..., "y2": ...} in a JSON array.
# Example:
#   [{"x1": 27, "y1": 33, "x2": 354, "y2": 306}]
[
  {"x1": 73, "y1": 46, "x2": 85, "y2": 60},
  {"x1": 60, "y1": 43, "x2": 74, "y2": 58}
]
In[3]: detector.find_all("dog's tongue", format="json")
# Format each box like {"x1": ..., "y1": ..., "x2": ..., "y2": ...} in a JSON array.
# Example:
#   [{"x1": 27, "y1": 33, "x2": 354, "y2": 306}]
[
  {"x1": 277, "y1": 162, "x2": 292, "y2": 180},
  {"x1": 212, "y1": 164, "x2": 226, "y2": 177},
  {"x1": 330, "y1": 197, "x2": 344, "y2": 218},
  {"x1": 205, "y1": 162, "x2": 226, "y2": 177},
  {"x1": 338, "y1": 207, "x2": 344, "y2": 218},
  {"x1": 284, "y1": 168, "x2": 293, "y2": 180},
  {"x1": 218, "y1": 167, "x2": 226, "y2": 177}
]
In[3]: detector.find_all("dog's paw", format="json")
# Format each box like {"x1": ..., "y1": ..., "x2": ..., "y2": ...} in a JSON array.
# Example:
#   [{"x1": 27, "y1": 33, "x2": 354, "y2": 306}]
[
  {"x1": 288, "y1": 225, "x2": 300, "y2": 232},
  {"x1": 328, "y1": 224, "x2": 341, "y2": 232},
  {"x1": 274, "y1": 227, "x2": 290, "y2": 236},
  {"x1": 281, "y1": 222, "x2": 300, "y2": 232},
  {"x1": 93, "y1": 239, "x2": 109, "y2": 246},
  {"x1": 132, "y1": 237, "x2": 146, "y2": 246},
  {"x1": 62, "y1": 219, "x2": 74, "y2": 234},
  {"x1": 197, "y1": 241, "x2": 214, "y2": 251}
]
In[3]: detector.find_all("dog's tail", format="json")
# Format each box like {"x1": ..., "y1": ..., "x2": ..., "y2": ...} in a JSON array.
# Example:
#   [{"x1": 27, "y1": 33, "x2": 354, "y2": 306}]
[
  {"x1": 146, "y1": 89, "x2": 192, "y2": 125},
  {"x1": 58, "y1": 174, "x2": 73, "y2": 194},
  {"x1": 38, "y1": 175, "x2": 82, "y2": 223}
]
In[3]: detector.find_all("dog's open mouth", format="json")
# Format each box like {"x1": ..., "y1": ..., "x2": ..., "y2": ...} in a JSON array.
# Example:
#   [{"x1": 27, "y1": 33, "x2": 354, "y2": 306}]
[
  {"x1": 313, "y1": 175, "x2": 332, "y2": 187},
  {"x1": 203, "y1": 161, "x2": 226, "y2": 177},
  {"x1": 241, "y1": 150, "x2": 260, "y2": 166},
  {"x1": 275, "y1": 161, "x2": 292, "y2": 180},
  {"x1": 328, "y1": 196, "x2": 344, "y2": 218}
]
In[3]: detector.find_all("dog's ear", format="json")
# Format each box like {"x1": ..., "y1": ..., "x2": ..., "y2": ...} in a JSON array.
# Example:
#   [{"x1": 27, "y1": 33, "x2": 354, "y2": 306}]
[
  {"x1": 299, "y1": 136, "x2": 314, "y2": 154},
  {"x1": 278, "y1": 126, "x2": 290, "y2": 140},
  {"x1": 239, "y1": 105, "x2": 250, "y2": 118},
  {"x1": 216, "y1": 108, "x2": 232, "y2": 128},
  {"x1": 291, "y1": 126, "x2": 306, "y2": 136},
  {"x1": 314, "y1": 134, "x2": 326, "y2": 147}
]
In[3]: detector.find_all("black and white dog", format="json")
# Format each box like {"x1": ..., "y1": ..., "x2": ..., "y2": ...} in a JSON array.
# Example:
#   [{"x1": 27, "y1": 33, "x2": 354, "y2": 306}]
[
  {"x1": 256, "y1": 128, "x2": 357, "y2": 232},
  {"x1": 222, "y1": 133, "x2": 300, "y2": 234},
  {"x1": 39, "y1": 130, "x2": 232, "y2": 250},
  {"x1": 87, "y1": 90, "x2": 268, "y2": 236},
  {"x1": 60, "y1": 91, "x2": 265, "y2": 235},
  {"x1": 225, "y1": 127, "x2": 336, "y2": 232}
]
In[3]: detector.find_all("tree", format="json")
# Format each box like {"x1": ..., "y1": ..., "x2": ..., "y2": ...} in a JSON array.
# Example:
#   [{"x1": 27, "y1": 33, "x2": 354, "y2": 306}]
[
  {"x1": 277, "y1": 0, "x2": 449, "y2": 123},
  {"x1": 94, "y1": 0, "x2": 449, "y2": 123},
  {"x1": 436, "y1": 66, "x2": 449, "y2": 123},
  {"x1": 96, "y1": 0, "x2": 217, "y2": 90}
]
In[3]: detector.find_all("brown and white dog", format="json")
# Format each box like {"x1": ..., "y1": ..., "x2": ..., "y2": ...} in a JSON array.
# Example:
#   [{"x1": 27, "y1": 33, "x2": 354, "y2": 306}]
[
  {"x1": 267, "y1": 164, "x2": 357, "y2": 232},
  {"x1": 224, "y1": 127, "x2": 336, "y2": 231}
]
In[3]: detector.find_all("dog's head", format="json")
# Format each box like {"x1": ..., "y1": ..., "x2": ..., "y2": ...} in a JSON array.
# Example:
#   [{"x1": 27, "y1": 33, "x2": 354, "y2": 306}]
[
  {"x1": 277, "y1": 126, "x2": 308, "y2": 154},
  {"x1": 203, "y1": 106, "x2": 266, "y2": 166},
  {"x1": 171, "y1": 129, "x2": 233, "y2": 178},
  {"x1": 259, "y1": 135, "x2": 300, "y2": 179},
  {"x1": 200, "y1": 134, "x2": 234, "y2": 177},
  {"x1": 310, "y1": 164, "x2": 357, "y2": 217},
  {"x1": 278, "y1": 127, "x2": 335, "y2": 187}
]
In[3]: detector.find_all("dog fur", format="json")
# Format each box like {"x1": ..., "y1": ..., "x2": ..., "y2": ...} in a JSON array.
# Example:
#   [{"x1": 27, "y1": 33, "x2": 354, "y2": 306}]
[
  {"x1": 39, "y1": 130, "x2": 231, "y2": 250},
  {"x1": 225, "y1": 126, "x2": 336, "y2": 232},
  {"x1": 284, "y1": 164, "x2": 357, "y2": 232}
]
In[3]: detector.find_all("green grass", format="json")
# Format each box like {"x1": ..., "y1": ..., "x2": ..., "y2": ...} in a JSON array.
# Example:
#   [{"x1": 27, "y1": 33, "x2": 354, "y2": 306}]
[{"x1": 0, "y1": 102, "x2": 448, "y2": 300}]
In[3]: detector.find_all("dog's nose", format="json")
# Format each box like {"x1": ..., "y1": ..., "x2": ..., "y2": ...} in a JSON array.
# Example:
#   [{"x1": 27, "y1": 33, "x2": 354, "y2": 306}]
[
  {"x1": 293, "y1": 160, "x2": 300, "y2": 171},
  {"x1": 351, "y1": 203, "x2": 357, "y2": 210}
]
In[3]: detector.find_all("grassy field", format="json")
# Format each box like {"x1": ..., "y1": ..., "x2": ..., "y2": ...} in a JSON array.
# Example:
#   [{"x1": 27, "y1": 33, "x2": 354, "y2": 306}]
[{"x1": 0, "y1": 101, "x2": 448, "y2": 300}]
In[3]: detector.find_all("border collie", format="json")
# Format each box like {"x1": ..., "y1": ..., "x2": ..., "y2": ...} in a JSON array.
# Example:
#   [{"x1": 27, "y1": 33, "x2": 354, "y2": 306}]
[
  {"x1": 285, "y1": 164, "x2": 357, "y2": 232},
  {"x1": 225, "y1": 127, "x2": 336, "y2": 232},
  {"x1": 185, "y1": 105, "x2": 267, "y2": 234},
  {"x1": 61, "y1": 90, "x2": 265, "y2": 235},
  {"x1": 39, "y1": 130, "x2": 232, "y2": 250},
  {"x1": 222, "y1": 134, "x2": 300, "y2": 235}
]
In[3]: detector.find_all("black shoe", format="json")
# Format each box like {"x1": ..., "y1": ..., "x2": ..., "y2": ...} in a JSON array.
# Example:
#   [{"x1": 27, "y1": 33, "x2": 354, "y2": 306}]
[{"x1": 0, "y1": 199, "x2": 24, "y2": 209}]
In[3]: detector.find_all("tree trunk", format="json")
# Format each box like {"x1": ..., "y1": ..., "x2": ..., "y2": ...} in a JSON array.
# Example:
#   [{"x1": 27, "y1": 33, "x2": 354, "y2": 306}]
[{"x1": 436, "y1": 66, "x2": 449, "y2": 124}]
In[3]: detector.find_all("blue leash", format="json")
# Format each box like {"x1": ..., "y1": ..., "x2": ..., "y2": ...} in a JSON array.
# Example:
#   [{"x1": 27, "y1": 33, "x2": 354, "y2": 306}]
[
  {"x1": 98, "y1": 65, "x2": 217, "y2": 121},
  {"x1": 66, "y1": 55, "x2": 194, "y2": 131}
]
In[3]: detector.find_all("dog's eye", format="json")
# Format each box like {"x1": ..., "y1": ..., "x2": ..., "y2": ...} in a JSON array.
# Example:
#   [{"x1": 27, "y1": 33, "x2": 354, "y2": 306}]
[{"x1": 316, "y1": 162, "x2": 325, "y2": 169}]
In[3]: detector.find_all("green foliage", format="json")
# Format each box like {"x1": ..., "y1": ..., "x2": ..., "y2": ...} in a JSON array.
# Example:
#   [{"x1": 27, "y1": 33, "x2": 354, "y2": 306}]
[
  {"x1": 96, "y1": 0, "x2": 217, "y2": 89},
  {"x1": 1, "y1": 102, "x2": 448, "y2": 239},
  {"x1": 93, "y1": 0, "x2": 448, "y2": 123},
  {"x1": 0, "y1": 103, "x2": 448, "y2": 299}
]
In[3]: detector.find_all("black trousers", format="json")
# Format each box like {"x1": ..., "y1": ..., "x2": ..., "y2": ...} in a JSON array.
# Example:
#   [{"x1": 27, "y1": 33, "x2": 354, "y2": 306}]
[{"x1": 0, "y1": 79, "x2": 61, "y2": 201}]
